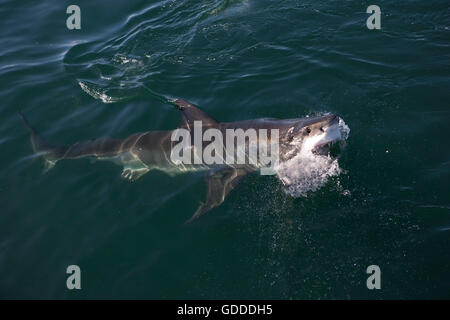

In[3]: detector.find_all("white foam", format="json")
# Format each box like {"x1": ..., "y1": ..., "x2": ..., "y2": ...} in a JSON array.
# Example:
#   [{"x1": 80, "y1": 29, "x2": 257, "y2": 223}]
[
  {"x1": 78, "y1": 81, "x2": 122, "y2": 104},
  {"x1": 275, "y1": 117, "x2": 350, "y2": 197}
]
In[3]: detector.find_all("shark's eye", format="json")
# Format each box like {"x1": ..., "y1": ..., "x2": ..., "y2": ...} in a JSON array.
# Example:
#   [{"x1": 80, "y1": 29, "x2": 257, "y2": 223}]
[
  {"x1": 320, "y1": 127, "x2": 324, "y2": 132},
  {"x1": 305, "y1": 127, "x2": 311, "y2": 135}
]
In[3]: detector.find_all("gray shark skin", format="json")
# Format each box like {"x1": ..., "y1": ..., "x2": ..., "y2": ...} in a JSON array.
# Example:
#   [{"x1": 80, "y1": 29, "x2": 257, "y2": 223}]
[{"x1": 20, "y1": 99, "x2": 340, "y2": 222}]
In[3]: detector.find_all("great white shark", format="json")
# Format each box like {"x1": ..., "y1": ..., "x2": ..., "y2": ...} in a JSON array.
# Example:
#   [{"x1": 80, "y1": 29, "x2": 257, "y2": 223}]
[{"x1": 20, "y1": 99, "x2": 344, "y2": 222}]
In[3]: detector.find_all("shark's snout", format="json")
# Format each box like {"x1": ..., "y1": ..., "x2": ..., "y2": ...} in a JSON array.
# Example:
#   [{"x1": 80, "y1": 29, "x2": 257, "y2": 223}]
[
  {"x1": 316, "y1": 114, "x2": 339, "y2": 128},
  {"x1": 327, "y1": 114, "x2": 339, "y2": 125},
  {"x1": 299, "y1": 114, "x2": 339, "y2": 130},
  {"x1": 298, "y1": 114, "x2": 344, "y2": 156}
]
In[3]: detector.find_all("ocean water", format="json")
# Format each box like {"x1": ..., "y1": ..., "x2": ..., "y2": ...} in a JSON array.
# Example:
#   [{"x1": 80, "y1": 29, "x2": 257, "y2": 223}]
[{"x1": 1, "y1": 0, "x2": 449, "y2": 299}]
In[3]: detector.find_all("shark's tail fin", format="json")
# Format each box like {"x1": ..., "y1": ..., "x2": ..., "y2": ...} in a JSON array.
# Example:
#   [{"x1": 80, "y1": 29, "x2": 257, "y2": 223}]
[{"x1": 19, "y1": 111, "x2": 66, "y2": 172}]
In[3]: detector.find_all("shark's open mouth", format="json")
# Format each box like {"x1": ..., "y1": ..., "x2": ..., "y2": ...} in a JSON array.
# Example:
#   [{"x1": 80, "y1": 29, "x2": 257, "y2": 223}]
[
  {"x1": 312, "y1": 140, "x2": 339, "y2": 156},
  {"x1": 275, "y1": 116, "x2": 350, "y2": 197},
  {"x1": 310, "y1": 117, "x2": 349, "y2": 157}
]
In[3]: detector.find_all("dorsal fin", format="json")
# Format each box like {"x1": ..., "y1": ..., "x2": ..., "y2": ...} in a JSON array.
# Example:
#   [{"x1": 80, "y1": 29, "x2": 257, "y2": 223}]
[{"x1": 173, "y1": 99, "x2": 218, "y2": 130}]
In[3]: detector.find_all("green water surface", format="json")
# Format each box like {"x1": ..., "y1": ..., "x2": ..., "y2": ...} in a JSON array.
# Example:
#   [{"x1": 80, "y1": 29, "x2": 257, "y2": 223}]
[{"x1": 0, "y1": 0, "x2": 449, "y2": 299}]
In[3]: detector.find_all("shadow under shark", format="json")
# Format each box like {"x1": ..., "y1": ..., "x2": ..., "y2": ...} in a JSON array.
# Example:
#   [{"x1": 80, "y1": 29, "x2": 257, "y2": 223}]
[{"x1": 20, "y1": 99, "x2": 345, "y2": 223}]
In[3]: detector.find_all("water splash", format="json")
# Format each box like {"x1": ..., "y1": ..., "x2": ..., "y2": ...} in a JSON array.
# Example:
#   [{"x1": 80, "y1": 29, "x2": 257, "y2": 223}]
[
  {"x1": 275, "y1": 117, "x2": 350, "y2": 197},
  {"x1": 78, "y1": 81, "x2": 123, "y2": 103}
]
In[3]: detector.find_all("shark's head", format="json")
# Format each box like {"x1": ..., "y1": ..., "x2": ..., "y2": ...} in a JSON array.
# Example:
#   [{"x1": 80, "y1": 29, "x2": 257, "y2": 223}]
[{"x1": 279, "y1": 114, "x2": 344, "y2": 161}]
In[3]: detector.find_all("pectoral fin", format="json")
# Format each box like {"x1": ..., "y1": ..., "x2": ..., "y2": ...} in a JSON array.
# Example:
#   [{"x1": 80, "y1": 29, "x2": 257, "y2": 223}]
[{"x1": 185, "y1": 168, "x2": 249, "y2": 223}]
